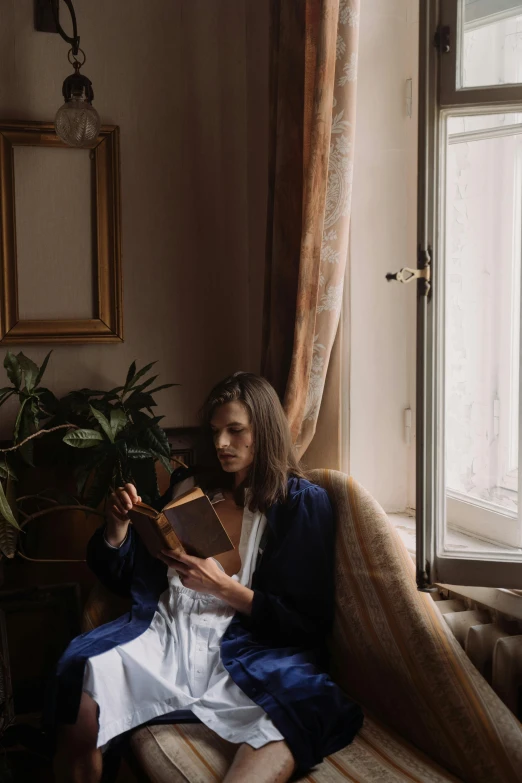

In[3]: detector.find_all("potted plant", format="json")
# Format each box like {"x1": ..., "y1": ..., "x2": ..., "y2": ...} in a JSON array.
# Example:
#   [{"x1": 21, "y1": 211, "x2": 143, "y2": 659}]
[{"x1": 0, "y1": 352, "x2": 178, "y2": 560}]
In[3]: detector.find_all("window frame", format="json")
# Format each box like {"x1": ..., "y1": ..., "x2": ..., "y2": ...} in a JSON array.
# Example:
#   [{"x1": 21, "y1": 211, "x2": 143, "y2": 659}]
[
  {"x1": 439, "y1": 0, "x2": 522, "y2": 107},
  {"x1": 417, "y1": 0, "x2": 522, "y2": 589}
]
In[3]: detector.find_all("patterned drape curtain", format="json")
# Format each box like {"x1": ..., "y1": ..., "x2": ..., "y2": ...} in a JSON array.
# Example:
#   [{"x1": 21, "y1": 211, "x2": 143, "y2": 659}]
[{"x1": 262, "y1": 0, "x2": 360, "y2": 455}]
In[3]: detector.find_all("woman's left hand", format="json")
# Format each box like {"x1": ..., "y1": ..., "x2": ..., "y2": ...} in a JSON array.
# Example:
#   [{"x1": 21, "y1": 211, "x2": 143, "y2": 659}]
[{"x1": 159, "y1": 548, "x2": 229, "y2": 596}]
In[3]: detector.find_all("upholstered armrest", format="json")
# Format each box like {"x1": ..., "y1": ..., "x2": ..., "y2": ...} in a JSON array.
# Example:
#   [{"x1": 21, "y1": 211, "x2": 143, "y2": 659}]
[{"x1": 309, "y1": 469, "x2": 522, "y2": 783}]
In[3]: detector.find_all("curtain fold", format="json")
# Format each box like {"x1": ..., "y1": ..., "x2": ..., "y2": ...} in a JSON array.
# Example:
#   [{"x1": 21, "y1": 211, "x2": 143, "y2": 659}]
[{"x1": 262, "y1": 0, "x2": 360, "y2": 456}]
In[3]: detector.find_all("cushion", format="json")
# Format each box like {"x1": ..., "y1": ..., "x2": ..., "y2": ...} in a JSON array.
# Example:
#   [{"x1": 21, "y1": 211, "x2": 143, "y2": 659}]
[
  {"x1": 309, "y1": 471, "x2": 522, "y2": 783},
  {"x1": 129, "y1": 716, "x2": 462, "y2": 783}
]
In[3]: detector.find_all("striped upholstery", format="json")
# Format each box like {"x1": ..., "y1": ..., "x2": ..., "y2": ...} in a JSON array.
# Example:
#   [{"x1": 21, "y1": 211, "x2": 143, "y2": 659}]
[
  {"x1": 312, "y1": 471, "x2": 522, "y2": 783},
  {"x1": 129, "y1": 716, "x2": 462, "y2": 783},
  {"x1": 85, "y1": 472, "x2": 522, "y2": 781}
]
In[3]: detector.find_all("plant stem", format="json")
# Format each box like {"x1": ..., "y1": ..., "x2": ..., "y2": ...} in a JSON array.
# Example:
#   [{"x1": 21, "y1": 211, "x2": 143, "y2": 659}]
[
  {"x1": 18, "y1": 504, "x2": 104, "y2": 530},
  {"x1": 13, "y1": 504, "x2": 104, "y2": 562},
  {"x1": 17, "y1": 551, "x2": 86, "y2": 563},
  {"x1": 16, "y1": 494, "x2": 59, "y2": 505},
  {"x1": 0, "y1": 423, "x2": 79, "y2": 453}
]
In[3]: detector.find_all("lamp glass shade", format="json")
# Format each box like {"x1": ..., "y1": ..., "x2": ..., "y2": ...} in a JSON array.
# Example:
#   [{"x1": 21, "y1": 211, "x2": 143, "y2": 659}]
[{"x1": 55, "y1": 98, "x2": 101, "y2": 147}]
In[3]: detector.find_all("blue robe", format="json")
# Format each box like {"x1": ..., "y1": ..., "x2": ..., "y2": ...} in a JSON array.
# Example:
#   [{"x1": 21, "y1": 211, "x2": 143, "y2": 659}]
[{"x1": 53, "y1": 477, "x2": 363, "y2": 772}]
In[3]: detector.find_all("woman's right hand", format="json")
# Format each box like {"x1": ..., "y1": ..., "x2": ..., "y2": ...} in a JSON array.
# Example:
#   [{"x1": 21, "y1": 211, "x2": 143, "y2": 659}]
[{"x1": 106, "y1": 483, "x2": 142, "y2": 546}]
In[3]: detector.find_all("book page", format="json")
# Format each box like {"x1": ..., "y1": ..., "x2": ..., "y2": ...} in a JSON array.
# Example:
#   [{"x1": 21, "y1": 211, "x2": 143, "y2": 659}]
[{"x1": 164, "y1": 486, "x2": 204, "y2": 510}]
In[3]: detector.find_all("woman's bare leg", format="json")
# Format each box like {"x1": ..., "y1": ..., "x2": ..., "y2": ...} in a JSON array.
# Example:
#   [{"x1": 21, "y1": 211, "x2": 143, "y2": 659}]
[
  {"x1": 53, "y1": 691, "x2": 102, "y2": 783},
  {"x1": 223, "y1": 740, "x2": 296, "y2": 783}
]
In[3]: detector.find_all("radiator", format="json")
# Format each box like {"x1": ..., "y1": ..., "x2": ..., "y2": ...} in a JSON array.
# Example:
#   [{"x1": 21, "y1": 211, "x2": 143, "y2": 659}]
[
  {"x1": 493, "y1": 636, "x2": 522, "y2": 717},
  {"x1": 433, "y1": 593, "x2": 522, "y2": 720}
]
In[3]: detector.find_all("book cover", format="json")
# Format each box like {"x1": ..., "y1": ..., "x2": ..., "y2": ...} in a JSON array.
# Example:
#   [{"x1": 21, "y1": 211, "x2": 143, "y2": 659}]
[{"x1": 128, "y1": 487, "x2": 234, "y2": 560}]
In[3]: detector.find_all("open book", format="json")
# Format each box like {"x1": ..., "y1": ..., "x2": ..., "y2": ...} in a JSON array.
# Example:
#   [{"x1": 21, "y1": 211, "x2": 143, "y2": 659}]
[{"x1": 128, "y1": 487, "x2": 234, "y2": 560}]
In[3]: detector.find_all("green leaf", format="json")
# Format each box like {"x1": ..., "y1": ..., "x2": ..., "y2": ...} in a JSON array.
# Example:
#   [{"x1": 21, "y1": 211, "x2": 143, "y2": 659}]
[
  {"x1": 4, "y1": 460, "x2": 17, "y2": 481},
  {"x1": 4, "y1": 351, "x2": 21, "y2": 389},
  {"x1": 131, "y1": 375, "x2": 158, "y2": 394},
  {"x1": 90, "y1": 406, "x2": 114, "y2": 442},
  {"x1": 125, "y1": 361, "x2": 137, "y2": 389},
  {"x1": 132, "y1": 410, "x2": 164, "y2": 429},
  {"x1": 0, "y1": 480, "x2": 20, "y2": 531},
  {"x1": 29, "y1": 398, "x2": 40, "y2": 429},
  {"x1": 0, "y1": 389, "x2": 15, "y2": 407},
  {"x1": 131, "y1": 361, "x2": 156, "y2": 386},
  {"x1": 141, "y1": 424, "x2": 171, "y2": 459},
  {"x1": 0, "y1": 476, "x2": 20, "y2": 557},
  {"x1": 154, "y1": 452, "x2": 174, "y2": 475},
  {"x1": 16, "y1": 402, "x2": 35, "y2": 466},
  {"x1": 12, "y1": 394, "x2": 39, "y2": 465},
  {"x1": 13, "y1": 397, "x2": 30, "y2": 443},
  {"x1": 34, "y1": 350, "x2": 53, "y2": 387},
  {"x1": 63, "y1": 429, "x2": 105, "y2": 448},
  {"x1": 148, "y1": 383, "x2": 177, "y2": 395},
  {"x1": 17, "y1": 353, "x2": 40, "y2": 392},
  {"x1": 75, "y1": 388, "x2": 117, "y2": 398},
  {"x1": 125, "y1": 392, "x2": 157, "y2": 410},
  {"x1": 97, "y1": 386, "x2": 124, "y2": 402},
  {"x1": 127, "y1": 447, "x2": 153, "y2": 459},
  {"x1": 110, "y1": 408, "x2": 128, "y2": 439}
]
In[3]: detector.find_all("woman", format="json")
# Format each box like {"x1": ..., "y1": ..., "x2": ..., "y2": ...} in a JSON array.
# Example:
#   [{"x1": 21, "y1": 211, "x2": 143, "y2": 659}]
[{"x1": 53, "y1": 372, "x2": 363, "y2": 782}]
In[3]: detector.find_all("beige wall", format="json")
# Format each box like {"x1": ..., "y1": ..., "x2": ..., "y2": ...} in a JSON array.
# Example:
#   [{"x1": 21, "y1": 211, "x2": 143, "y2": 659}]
[
  {"x1": 0, "y1": 0, "x2": 269, "y2": 437},
  {"x1": 349, "y1": 0, "x2": 419, "y2": 512}
]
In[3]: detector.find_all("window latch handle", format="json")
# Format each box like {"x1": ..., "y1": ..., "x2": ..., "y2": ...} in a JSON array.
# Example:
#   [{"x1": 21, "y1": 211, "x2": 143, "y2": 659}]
[
  {"x1": 386, "y1": 266, "x2": 429, "y2": 284},
  {"x1": 386, "y1": 246, "x2": 431, "y2": 296}
]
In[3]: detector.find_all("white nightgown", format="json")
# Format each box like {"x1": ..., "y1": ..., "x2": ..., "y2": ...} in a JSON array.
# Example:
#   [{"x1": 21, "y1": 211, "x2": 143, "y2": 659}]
[{"x1": 83, "y1": 497, "x2": 284, "y2": 749}]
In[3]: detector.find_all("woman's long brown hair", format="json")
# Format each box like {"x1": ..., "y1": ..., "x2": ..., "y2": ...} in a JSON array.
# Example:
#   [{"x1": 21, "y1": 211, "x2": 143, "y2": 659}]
[{"x1": 200, "y1": 372, "x2": 307, "y2": 512}]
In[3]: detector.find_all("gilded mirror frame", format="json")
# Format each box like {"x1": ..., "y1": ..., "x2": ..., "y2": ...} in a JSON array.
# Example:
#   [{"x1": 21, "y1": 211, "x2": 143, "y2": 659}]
[{"x1": 0, "y1": 120, "x2": 122, "y2": 344}]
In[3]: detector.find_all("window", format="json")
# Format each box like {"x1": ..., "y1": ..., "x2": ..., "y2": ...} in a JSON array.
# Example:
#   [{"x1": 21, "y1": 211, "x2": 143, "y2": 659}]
[
  {"x1": 444, "y1": 112, "x2": 522, "y2": 548},
  {"x1": 418, "y1": 0, "x2": 522, "y2": 588},
  {"x1": 460, "y1": 1, "x2": 522, "y2": 88}
]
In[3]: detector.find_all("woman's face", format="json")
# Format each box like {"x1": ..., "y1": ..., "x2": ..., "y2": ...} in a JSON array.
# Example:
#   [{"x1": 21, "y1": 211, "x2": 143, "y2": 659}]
[{"x1": 210, "y1": 401, "x2": 254, "y2": 478}]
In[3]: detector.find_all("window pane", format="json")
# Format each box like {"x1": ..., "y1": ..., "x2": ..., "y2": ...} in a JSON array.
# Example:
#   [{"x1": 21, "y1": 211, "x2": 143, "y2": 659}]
[
  {"x1": 443, "y1": 111, "x2": 522, "y2": 549},
  {"x1": 461, "y1": 1, "x2": 522, "y2": 88}
]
